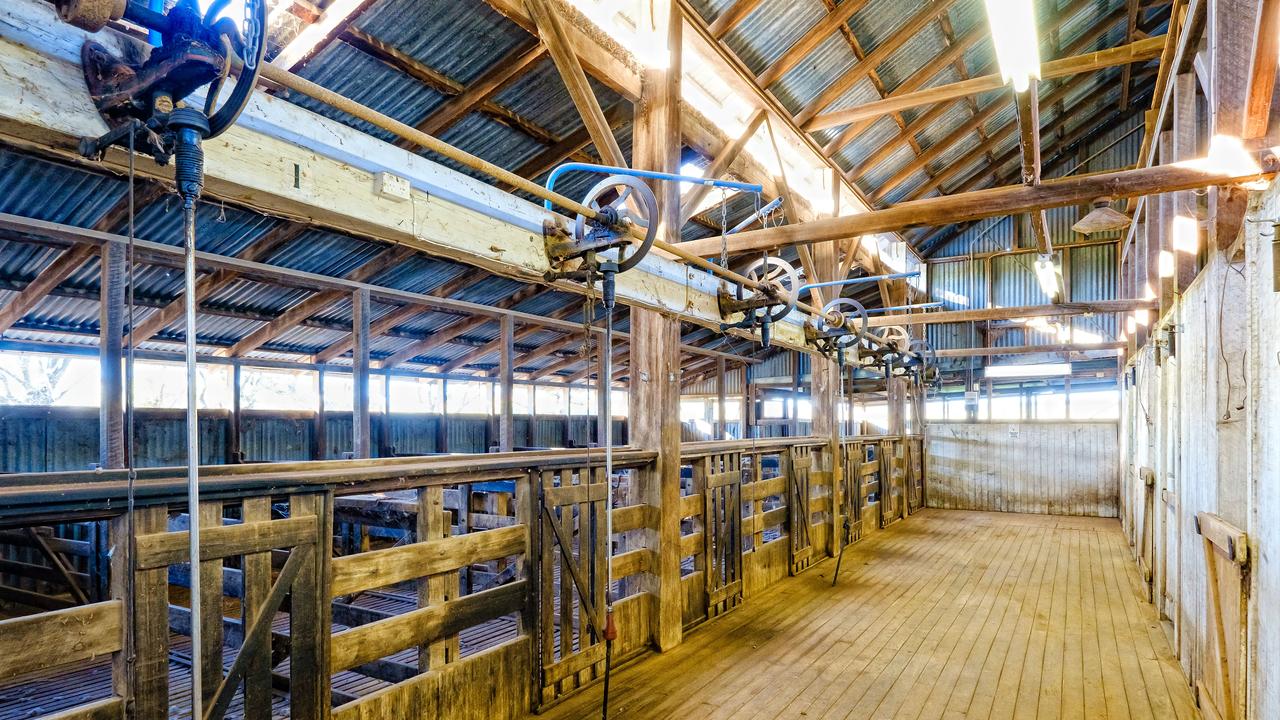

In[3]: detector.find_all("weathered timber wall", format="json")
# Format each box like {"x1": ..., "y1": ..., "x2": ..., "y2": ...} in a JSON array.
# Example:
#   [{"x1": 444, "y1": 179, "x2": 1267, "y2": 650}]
[
  {"x1": 925, "y1": 421, "x2": 1120, "y2": 517},
  {"x1": 1120, "y1": 180, "x2": 1280, "y2": 720}
]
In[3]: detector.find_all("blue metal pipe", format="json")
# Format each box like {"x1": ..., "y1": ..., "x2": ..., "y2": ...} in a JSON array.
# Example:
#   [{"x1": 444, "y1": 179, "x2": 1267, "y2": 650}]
[
  {"x1": 863, "y1": 302, "x2": 945, "y2": 315},
  {"x1": 148, "y1": 0, "x2": 164, "y2": 46},
  {"x1": 543, "y1": 162, "x2": 763, "y2": 210},
  {"x1": 726, "y1": 197, "x2": 783, "y2": 234},
  {"x1": 797, "y1": 271, "x2": 919, "y2": 293}
]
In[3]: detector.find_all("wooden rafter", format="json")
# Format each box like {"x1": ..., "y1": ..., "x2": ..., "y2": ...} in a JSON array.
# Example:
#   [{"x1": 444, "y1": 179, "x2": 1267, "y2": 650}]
[
  {"x1": 679, "y1": 109, "x2": 765, "y2": 227},
  {"x1": 865, "y1": 299, "x2": 1155, "y2": 327},
  {"x1": 919, "y1": 88, "x2": 1156, "y2": 255},
  {"x1": 0, "y1": 184, "x2": 164, "y2": 335},
  {"x1": 227, "y1": 245, "x2": 416, "y2": 357},
  {"x1": 380, "y1": 285, "x2": 549, "y2": 368},
  {"x1": 755, "y1": 0, "x2": 872, "y2": 88},
  {"x1": 896, "y1": 64, "x2": 1158, "y2": 204},
  {"x1": 793, "y1": 0, "x2": 958, "y2": 127},
  {"x1": 708, "y1": 0, "x2": 768, "y2": 39},
  {"x1": 525, "y1": 0, "x2": 627, "y2": 167},
  {"x1": 504, "y1": 102, "x2": 628, "y2": 185},
  {"x1": 341, "y1": 28, "x2": 561, "y2": 146},
  {"x1": 412, "y1": 41, "x2": 548, "y2": 138},
  {"x1": 841, "y1": 0, "x2": 1124, "y2": 184},
  {"x1": 272, "y1": 0, "x2": 380, "y2": 71},
  {"x1": 131, "y1": 222, "x2": 307, "y2": 343},
  {"x1": 807, "y1": 35, "x2": 1166, "y2": 131}
]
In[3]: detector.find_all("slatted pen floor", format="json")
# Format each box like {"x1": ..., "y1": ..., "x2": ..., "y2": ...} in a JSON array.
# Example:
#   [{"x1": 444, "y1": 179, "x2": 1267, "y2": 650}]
[{"x1": 538, "y1": 509, "x2": 1198, "y2": 720}]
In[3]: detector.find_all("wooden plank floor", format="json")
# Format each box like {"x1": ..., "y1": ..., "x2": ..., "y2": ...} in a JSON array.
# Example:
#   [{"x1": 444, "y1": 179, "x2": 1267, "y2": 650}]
[{"x1": 537, "y1": 509, "x2": 1197, "y2": 720}]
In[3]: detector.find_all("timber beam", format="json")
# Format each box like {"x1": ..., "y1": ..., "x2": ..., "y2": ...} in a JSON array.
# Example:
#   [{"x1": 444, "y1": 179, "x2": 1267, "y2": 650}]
[
  {"x1": 678, "y1": 159, "x2": 1277, "y2": 258},
  {"x1": 865, "y1": 299, "x2": 1157, "y2": 327},
  {"x1": 934, "y1": 342, "x2": 1127, "y2": 358},
  {"x1": 806, "y1": 35, "x2": 1166, "y2": 131}
]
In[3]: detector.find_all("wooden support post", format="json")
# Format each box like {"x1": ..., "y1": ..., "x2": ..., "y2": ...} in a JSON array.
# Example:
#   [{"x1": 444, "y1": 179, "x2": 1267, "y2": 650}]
[
  {"x1": 199, "y1": 501, "x2": 224, "y2": 707},
  {"x1": 628, "y1": 310, "x2": 682, "y2": 650},
  {"x1": 230, "y1": 364, "x2": 243, "y2": 463},
  {"x1": 313, "y1": 366, "x2": 326, "y2": 461},
  {"x1": 287, "y1": 493, "x2": 330, "y2": 720},
  {"x1": 811, "y1": 355, "x2": 841, "y2": 557},
  {"x1": 1209, "y1": 0, "x2": 1259, "y2": 252},
  {"x1": 499, "y1": 315, "x2": 514, "y2": 452},
  {"x1": 417, "y1": 485, "x2": 456, "y2": 668},
  {"x1": 240, "y1": 497, "x2": 272, "y2": 720},
  {"x1": 99, "y1": 242, "x2": 125, "y2": 469},
  {"x1": 790, "y1": 358, "x2": 801, "y2": 437},
  {"x1": 438, "y1": 380, "x2": 449, "y2": 453},
  {"x1": 1158, "y1": 130, "x2": 1176, "y2": 318},
  {"x1": 352, "y1": 288, "x2": 371, "y2": 459},
  {"x1": 627, "y1": 0, "x2": 684, "y2": 652},
  {"x1": 715, "y1": 357, "x2": 727, "y2": 440},
  {"x1": 1172, "y1": 71, "x2": 1200, "y2": 291},
  {"x1": 129, "y1": 505, "x2": 170, "y2": 720}
]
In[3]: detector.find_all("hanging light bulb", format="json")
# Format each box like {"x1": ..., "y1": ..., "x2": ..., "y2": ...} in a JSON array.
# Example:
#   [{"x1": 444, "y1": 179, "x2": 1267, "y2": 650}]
[
  {"x1": 1125, "y1": 315, "x2": 1137, "y2": 335},
  {"x1": 1158, "y1": 250, "x2": 1176, "y2": 278},
  {"x1": 1134, "y1": 309, "x2": 1150, "y2": 327},
  {"x1": 984, "y1": 0, "x2": 1042, "y2": 93}
]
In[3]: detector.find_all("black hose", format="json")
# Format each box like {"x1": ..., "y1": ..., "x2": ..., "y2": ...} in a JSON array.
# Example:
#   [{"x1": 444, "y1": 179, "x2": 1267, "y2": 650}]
[{"x1": 601, "y1": 637, "x2": 613, "y2": 720}]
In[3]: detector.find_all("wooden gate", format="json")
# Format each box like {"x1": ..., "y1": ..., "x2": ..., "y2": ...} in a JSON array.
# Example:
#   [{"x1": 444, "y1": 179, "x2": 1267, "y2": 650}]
[
  {"x1": 838, "y1": 442, "x2": 864, "y2": 543},
  {"x1": 1195, "y1": 512, "x2": 1250, "y2": 720},
  {"x1": 135, "y1": 492, "x2": 328, "y2": 720},
  {"x1": 788, "y1": 445, "x2": 814, "y2": 574},
  {"x1": 905, "y1": 437, "x2": 925, "y2": 513},
  {"x1": 535, "y1": 466, "x2": 608, "y2": 706},
  {"x1": 702, "y1": 451, "x2": 743, "y2": 619},
  {"x1": 879, "y1": 439, "x2": 906, "y2": 527}
]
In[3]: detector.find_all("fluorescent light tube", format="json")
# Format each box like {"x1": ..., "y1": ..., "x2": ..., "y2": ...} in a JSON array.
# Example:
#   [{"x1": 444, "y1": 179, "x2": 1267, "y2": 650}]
[
  {"x1": 984, "y1": 0, "x2": 1042, "y2": 92},
  {"x1": 984, "y1": 363, "x2": 1071, "y2": 378}
]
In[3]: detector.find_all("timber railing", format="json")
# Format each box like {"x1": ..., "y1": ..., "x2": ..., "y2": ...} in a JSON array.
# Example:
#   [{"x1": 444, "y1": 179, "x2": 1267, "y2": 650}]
[{"x1": 0, "y1": 438, "x2": 922, "y2": 720}]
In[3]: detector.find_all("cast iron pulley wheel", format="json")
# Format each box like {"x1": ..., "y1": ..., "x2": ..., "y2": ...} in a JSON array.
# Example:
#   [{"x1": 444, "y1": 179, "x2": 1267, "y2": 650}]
[
  {"x1": 202, "y1": 0, "x2": 268, "y2": 138},
  {"x1": 574, "y1": 175, "x2": 659, "y2": 272},
  {"x1": 907, "y1": 338, "x2": 937, "y2": 368},
  {"x1": 878, "y1": 325, "x2": 911, "y2": 353},
  {"x1": 737, "y1": 256, "x2": 800, "y2": 323},
  {"x1": 820, "y1": 297, "x2": 868, "y2": 347}
]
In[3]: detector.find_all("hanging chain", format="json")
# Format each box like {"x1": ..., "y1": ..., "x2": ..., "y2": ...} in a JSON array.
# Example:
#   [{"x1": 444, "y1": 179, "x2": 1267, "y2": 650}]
[{"x1": 580, "y1": 264, "x2": 596, "y2": 358}]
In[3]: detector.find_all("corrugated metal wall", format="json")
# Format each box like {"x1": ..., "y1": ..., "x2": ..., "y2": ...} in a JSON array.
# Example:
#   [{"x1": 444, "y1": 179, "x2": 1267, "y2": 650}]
[
  {"x1": 925, "y1": 421, "x2": 1120, "y2": 517},
  {"x1": 0, "y1": 408, "x2": 628, "y2": 472},
  {"x1": 681, "y1": 365, "x2": 747, "y2": 396}
]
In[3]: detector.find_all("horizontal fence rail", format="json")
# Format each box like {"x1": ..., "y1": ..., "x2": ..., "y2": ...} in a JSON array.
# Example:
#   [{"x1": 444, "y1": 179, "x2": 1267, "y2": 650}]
[{"x1": 0, "y1": 437, "x2": 921, "y2": 720}]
